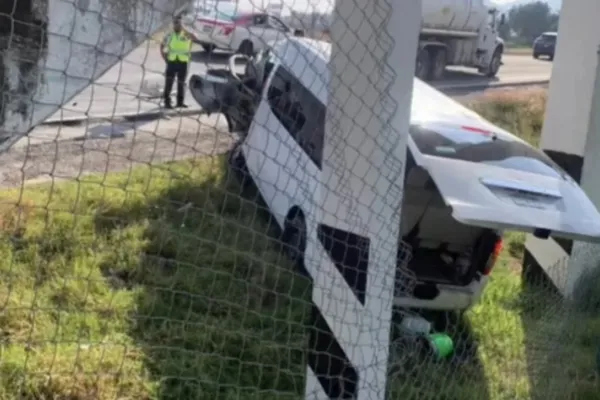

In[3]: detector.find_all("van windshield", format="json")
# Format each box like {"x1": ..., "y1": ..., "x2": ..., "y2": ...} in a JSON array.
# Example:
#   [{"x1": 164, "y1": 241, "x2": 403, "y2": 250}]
[{"x1": 541, "y1": 33, "x2": 557, "y2": 42}]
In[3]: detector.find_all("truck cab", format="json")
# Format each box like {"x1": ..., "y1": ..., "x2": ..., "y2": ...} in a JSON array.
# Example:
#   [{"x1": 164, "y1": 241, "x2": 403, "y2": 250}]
[{"x1": 417, "y1": 1, "x2": 506, "y2": 81}]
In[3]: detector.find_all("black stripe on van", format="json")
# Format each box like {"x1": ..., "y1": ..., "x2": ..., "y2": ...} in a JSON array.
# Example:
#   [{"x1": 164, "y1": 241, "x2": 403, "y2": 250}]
[{"x1": 317, "y1": 223, "x2": 370, "y2": 306}]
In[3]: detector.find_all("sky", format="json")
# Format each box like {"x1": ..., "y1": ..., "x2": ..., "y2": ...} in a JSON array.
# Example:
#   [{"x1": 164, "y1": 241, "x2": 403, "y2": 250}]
[{"x1": 204, "y1": 0, "x2": 561, "y2": 16}]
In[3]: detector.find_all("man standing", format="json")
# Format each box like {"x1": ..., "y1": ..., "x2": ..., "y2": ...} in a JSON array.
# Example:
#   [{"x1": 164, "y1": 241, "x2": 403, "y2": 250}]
[{"x1": 161, "y1": 17, "x2": 199, "y2": 109}]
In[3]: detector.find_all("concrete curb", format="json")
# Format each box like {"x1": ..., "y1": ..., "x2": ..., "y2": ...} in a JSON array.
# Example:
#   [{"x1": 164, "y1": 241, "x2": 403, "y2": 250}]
[
  {"x1": 435, "y1": 79, "x2": 550, "y2": 92},
  {"x1": 40, "y1": 108, "x2": 204, "y2": 127}
]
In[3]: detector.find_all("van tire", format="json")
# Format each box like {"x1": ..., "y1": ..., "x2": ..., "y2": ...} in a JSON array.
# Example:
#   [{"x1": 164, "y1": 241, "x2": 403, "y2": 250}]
[
  {"x1": 282, "y1": 211, "x2": 307, "y2": 267},
  {"x1": 228, "y1": 142, "x2": 251, "y2": 191},
  {"x1": 238, "y1": 40, "x2": 254, "y2": 56}
]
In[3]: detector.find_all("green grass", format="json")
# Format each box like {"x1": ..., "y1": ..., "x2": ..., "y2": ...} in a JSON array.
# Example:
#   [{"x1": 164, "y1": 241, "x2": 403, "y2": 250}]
[
  {"x1": 0, "y1": 158, "x2": 309, "y2": 399},
  {"x1": 0, "y1": 90, "x2": 599, "y2": 399}
]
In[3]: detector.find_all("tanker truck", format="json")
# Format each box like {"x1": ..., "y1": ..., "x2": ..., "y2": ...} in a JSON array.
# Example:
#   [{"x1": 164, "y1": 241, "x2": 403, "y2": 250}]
[{"x1": 417, "y1": 0, "x2": 506, "y2": 81}]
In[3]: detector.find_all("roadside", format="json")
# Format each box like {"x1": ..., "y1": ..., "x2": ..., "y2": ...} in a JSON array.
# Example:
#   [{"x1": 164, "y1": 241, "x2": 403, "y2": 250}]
[
  {"x1": 0, "y1": 113, "x2": 233, "y2": 188},
  {"x1": 11, "y1": 86, "x2": 546, "y2": 190}
]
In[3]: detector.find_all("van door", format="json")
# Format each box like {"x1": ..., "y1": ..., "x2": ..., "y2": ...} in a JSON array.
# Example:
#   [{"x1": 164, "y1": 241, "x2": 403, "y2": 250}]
[
  {"x1": 242, "y1": 63, "x2": 324, "y2": 226},
  {"x1": 407, "y1": 121, "x2": 600, "y2": 242}
]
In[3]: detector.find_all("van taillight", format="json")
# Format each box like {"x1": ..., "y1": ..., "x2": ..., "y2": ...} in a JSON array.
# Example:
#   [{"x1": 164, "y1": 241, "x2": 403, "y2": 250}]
[
  {"x1": 483, "y1": 238, "x2": 503, "y2": 276},
  {"x1": 220, "y1": 25, "x2": 235, "y2": 35}
]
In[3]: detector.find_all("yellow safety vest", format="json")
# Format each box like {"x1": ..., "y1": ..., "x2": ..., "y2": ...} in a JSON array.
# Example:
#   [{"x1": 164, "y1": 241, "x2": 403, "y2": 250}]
[{"x1": 167, "y1": 33, "x2": 192, "y2": 63}]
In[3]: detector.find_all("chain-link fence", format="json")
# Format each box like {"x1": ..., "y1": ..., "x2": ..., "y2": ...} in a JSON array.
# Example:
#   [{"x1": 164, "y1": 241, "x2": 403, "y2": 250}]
[{"x1": 1, "y1": 0, "x2": 600, "y2": 399}]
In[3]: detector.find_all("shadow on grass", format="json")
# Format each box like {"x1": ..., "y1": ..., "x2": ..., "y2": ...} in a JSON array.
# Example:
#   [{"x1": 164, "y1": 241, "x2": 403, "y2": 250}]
[
  {"x1": 388, "y1": 311, "x2": 491, "y2": 399},
  {"x1": 2, "y1": 151, "x2": 584, "y2": 399},
  {"x1": 93, "y1": 155, "x2": 312, "y2": 399},
  {"x1": 517, "y1": 261, "x2": 600, "y2": 399},
  {"x1": 88, "y1": 153, "x2": 495, "y2": 400}
]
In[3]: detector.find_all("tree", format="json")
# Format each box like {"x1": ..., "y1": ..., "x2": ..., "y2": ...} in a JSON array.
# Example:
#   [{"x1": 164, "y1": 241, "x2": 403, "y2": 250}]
[
  {"x1": 498, "y1": 18, "x2": 511, "y2": 40},
  {"x1": 508, "y1": 1, "x2": 559, "y2": 44}
]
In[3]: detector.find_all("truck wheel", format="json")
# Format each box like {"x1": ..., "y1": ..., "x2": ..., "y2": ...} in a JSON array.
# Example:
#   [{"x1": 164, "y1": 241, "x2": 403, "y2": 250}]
[
  {"x1": 282, "y1": 211, "x2": 307, "y2": 267},
  {"x1": 533, "y1": 53, "x2": 540, "y2": 59},
  {"x1": 431, "y1": 48, "x2": 447, "y2": 81},
  {"x1": 415, "y1": 47, "x2": 433, "y2": 81},
  {"x1": 483, "y1": 48, "x2": 502, "y2": 78},
  {"x1": 238, "y1": 40, "x2": 254, "y2": 56}
]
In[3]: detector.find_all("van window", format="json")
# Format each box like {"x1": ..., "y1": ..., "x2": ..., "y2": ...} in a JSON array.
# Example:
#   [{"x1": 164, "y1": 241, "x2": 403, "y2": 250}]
[
  {"x1": 267, "y1": 65, "x2": 325, "y2": 168},
  {"x1": 409, "y1": 123, "x2": 567, "y2": 179}
]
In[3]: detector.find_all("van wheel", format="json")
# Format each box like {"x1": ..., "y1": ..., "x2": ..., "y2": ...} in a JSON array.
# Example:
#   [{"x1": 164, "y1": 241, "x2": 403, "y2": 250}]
[
  {"x1": 228, "y1": 142, "x2": 251, "y2": 191},
  {"x1": 238, "y1": 40, "x2": 254, "y2": 56},
  {"x1": 282, "y1": 212, "x2": 307, "y2": 266},
  {"x1": 415, "y1": 47, "x2": 433, "y2": 81}
]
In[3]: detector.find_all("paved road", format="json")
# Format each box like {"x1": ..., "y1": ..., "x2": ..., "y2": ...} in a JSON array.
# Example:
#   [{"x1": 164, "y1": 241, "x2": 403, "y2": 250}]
[
  {"x1": 45, "y1": 42, "x2": 553, "y2": 122},
  {"x1": 3, "y1": 114, "x2": 235, "y2": 188},
  {"x1": 442, "y1": 54, "x2": 552, "y2": 88}
]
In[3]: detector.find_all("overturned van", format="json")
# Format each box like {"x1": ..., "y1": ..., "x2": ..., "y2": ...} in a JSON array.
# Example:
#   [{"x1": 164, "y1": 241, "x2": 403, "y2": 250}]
[{"x1": 188, "y1": 37, "x2": 600, "y2": 312}]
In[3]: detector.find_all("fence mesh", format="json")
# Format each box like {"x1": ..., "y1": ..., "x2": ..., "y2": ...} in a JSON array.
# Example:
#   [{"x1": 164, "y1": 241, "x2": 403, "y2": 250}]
[{"x1": 1, "y1": 0, "x2": 600, "y2": 399}]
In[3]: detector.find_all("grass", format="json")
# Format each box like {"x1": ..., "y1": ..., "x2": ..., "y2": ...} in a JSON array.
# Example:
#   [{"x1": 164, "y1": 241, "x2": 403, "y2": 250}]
[
  {"x1": 0, "y1": 88, "x2": 598, "y2": 399},
  {"x1": 0, "y1": 159, "x2": 309, "y2": 399}
]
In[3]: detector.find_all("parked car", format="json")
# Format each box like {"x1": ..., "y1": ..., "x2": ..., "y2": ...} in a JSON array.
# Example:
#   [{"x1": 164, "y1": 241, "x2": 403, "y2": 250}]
[
  {"x1": 188, "y1": 37, "x2": 600, "y2": 313},
  {"x1": 181, "y1": 1, "x2": 302, "y2": 55},
  {"x1": 533, "y1": 32, "x2": 557, "y2": 60}
]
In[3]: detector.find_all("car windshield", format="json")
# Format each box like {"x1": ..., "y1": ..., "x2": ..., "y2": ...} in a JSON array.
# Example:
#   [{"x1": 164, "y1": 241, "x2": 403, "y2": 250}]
[
  {"x1": 409, "y1": 123, "x2": 567, "y2": 179},
  {"x1": 541, "y1": 34, "x2": 557, "y2": 42}
]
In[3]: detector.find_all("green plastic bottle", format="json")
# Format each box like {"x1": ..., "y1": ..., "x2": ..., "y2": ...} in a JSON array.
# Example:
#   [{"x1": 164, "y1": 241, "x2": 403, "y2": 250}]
[{"x1": 424, "y1": 332, "x2": 454, "y2": 359}]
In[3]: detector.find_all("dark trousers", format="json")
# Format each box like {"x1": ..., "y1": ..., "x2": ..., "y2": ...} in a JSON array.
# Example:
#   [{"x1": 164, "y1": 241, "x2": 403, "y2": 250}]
[{"x1": 163, "y1": 60, "x2": 188, "y2": 106}]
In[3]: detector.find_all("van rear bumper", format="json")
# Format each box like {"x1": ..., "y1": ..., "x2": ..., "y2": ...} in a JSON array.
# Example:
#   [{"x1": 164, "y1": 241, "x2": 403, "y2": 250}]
[{"x1": 393, "y1": 276, "x2": 489, "y2": 311}]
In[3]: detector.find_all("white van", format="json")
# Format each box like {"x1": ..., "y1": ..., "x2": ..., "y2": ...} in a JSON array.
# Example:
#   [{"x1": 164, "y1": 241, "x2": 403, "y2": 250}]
[{"x1": 189, "y1": 37, "x2": 600, "y2": 312}]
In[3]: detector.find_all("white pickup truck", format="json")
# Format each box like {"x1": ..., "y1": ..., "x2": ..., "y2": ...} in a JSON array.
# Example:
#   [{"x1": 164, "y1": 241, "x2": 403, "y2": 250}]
[{"x1": 181, "y1": 1, "x2": 303, "y2": 56}]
